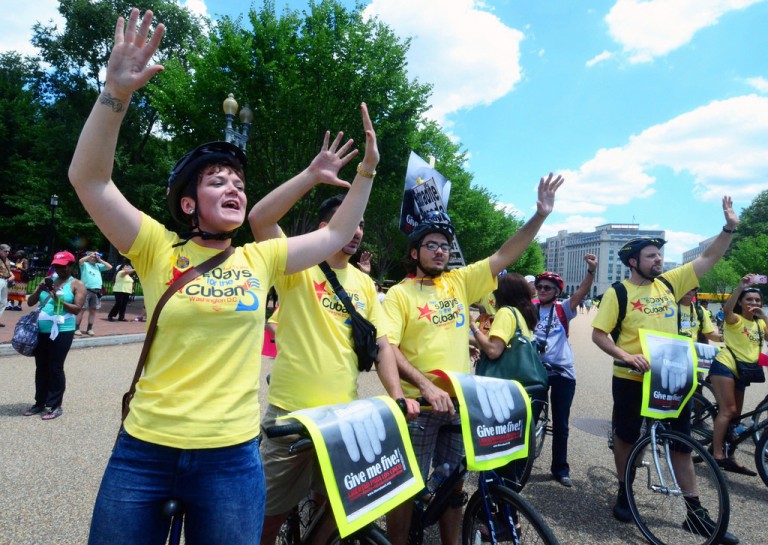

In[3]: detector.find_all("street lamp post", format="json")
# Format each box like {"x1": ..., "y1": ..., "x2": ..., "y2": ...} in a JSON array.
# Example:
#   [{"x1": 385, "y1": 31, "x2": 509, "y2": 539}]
[
  {"x1": 48, "y1": 194, "x2": 59, "y2": 261},
  {"x1": 222, "y1": 93, "x2": 253, "y2": 152}
]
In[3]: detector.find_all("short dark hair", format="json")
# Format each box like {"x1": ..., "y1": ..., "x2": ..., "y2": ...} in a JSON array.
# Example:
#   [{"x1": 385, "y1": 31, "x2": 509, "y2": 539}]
[{"x1": 318, "y1": 194, "x2": 346, "y2": 224}]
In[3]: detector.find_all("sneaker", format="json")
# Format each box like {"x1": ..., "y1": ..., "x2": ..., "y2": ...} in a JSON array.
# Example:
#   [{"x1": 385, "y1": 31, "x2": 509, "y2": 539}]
[
  {"x1": 107, "y1": 317, "x2": 115, "y2": 322},
  {"x1": 23, "y1": 404, "x2": 45, "y2": 416},
  {"x1": 682, "y1": 506, "x2": 739, "y2": 544},
  {"x1": 74, "y1": 330, "x2": 82, "y2": 336},
  {"x1": 612, "y1": 488, "x2": 632, "y2": 523},
  {"x1": 87, "y1": 329, "x2": 95, "y2": 336},
  {"x1": 554, "y1": 475, "x2": 573, "y2": 488}
]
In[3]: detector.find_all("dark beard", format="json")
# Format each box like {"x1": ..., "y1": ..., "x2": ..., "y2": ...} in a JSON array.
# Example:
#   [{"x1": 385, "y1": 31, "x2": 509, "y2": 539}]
[{"x1": 418, "y1": 259, "x2": 446, "y2": 277}]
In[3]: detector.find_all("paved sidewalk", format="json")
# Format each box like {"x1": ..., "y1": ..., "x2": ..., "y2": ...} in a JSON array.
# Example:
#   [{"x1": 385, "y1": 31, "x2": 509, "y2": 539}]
[{"x1": 0, "y1": 297, "x2": 147, "y2": 356}]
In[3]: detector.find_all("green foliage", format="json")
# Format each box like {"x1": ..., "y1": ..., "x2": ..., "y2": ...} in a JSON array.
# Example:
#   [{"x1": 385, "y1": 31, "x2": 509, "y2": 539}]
[
  {"x1": 729, "y1": 234, "x2": 768, "y2": 278},
  {"x1": 699, "y1": 259, "x2": 740, "y2": 296},
  {"x1": 2, "y1": 0, "x2": 544, "y2": 283}
]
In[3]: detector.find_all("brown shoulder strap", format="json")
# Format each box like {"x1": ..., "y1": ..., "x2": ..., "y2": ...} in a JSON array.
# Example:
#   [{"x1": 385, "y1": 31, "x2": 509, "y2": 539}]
[{"x1": 121, "y1": 246, "x2": 235, "y2": 422}]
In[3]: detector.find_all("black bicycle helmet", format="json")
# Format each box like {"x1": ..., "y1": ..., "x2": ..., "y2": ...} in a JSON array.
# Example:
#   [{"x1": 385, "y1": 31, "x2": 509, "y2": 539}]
[
  {"x1": 618, "y1": 237, "x2": 666, "y2": 267},
  {"x1": 166, "y1": 141, "x2": 247, "y2": 226},
  {"x1": 407, "y1": 211, "x2": 455, "y2": 249}
]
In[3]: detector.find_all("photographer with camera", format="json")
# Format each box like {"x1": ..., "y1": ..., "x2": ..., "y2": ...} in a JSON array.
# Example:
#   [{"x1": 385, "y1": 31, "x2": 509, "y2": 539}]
[
  {"x1": 75, "y1": 251, "x2": 112, "y2": 336},
  {"x1": 107, "y1": 259, "x2": 135, "y2": 322},
  {"x1": 23, "y1": 251, "x2": 86, "y2": 420},
  {"x1": 531, "y1": 254, "x2": 596, "y2": 487}
]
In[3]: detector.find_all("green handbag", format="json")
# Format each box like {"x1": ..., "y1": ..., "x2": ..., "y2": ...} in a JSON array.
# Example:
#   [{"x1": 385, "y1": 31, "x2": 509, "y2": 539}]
[{"x1": 476, "y1": 306, "x2": 549, "y2": 389}]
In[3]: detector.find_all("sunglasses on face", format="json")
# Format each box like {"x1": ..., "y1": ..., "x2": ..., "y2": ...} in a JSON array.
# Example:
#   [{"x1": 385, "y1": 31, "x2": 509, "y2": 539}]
[
  {"x1": 421, "y1": 242, "x2": 451, "y2": 252},
  {"x1": 536, "y1": 285, "x2": 556, "y2": 292}
]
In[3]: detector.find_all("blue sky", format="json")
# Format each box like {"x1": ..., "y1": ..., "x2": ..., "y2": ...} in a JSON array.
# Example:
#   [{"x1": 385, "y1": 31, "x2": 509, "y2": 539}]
[{"x1": 4, "y1": 0, "x2": 768, "y2": 261}]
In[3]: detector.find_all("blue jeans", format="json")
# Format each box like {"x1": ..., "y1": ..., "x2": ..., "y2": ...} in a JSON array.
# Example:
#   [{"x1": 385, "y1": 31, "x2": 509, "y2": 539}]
[
  {"x1": 89, "y1": 430, "x2": 265, "y2": 545},
  {"x1": 548, "y1": 374, "x2": 576, "y2": 478}
]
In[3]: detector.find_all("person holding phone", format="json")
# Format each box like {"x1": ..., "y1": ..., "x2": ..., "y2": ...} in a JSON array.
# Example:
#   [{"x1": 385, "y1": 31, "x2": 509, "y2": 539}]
[
  {"x1": 708, "y1": 274, "x2": 767, "y2": 475},
  {"x1": 23, "y1": 251, "x2": 86, "y2": 420}
]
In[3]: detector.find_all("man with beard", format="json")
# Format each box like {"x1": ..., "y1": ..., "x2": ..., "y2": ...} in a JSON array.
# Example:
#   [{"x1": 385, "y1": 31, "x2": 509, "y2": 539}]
[
  {"x1": 250, "y1": 190, "x2": 419, "y2": 545},
  {"x1": 382, "y1": 174, "x2": 563, "y2": 545},
  {"x1": 592, "y1": 197, "x2": 740, "y2": 544}
]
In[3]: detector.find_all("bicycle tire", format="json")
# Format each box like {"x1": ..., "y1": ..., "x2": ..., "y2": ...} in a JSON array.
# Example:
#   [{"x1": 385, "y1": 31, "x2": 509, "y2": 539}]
[
  {"x1": 750, "y1": 397, "x2": 768, "y2": 446},
  {"x1": 625, "y1": 429, "x2": 730, "y2": 545},
  {"x1": 325, "y1": 523, "x2": 390, "y2": 545},
  {"x1": 689, "y1": 392, "x2": 716, "y2": 448},
  {"x1": 755, "y1": 429, "x2": 768, "y2": 487},
  {"x1": 462, "y1": 484, "x2": 559, "y2": 545}
]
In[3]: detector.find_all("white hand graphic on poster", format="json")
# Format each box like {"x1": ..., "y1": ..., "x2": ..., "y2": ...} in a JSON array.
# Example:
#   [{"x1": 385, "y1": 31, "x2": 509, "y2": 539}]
[
  {"x1": 475, "y1": 376, "x2": 516, "y2": 423},
  {"x1": 337, "y1": 401, "x2": 387, "y2": 463},
  {"x1": 694, "y1": 342, "x2": 719, "y2": 364},
  {"x1": 653, "y1": 343, "x2": 691, "y2": 394}
]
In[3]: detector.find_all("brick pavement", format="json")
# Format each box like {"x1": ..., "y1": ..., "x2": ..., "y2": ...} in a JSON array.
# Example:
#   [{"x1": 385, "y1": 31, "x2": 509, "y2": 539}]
[{"x1": 0, "y1": 297, "x2": 147, "y2": 346}]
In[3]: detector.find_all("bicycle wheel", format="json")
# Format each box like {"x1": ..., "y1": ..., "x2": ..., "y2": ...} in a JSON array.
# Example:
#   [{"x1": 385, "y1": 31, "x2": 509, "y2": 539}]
[
  {"x1": 755, "y1": 429, "x2": 768, "y2": 487},
  {"x1": 750, "y1": 397, "x2": 768, "y2": 446},
  {"x1": 626, "y1": 429, "x2": 730, "y2": 545},
  {"x1": 689, "y1": 393, "x2": 716, "y2": 448},
  {"x1": 325, "y1": 523, "x2": 390, "y2": 545},
  {"x1": 462, "y1": 485, "x2": 558, "y2": 545}
]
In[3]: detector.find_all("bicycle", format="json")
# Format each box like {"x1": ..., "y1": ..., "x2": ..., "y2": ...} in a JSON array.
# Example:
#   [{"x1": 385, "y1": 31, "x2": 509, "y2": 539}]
[
  {"x1": 622, "y1": 416, "x2": 730, "y2": 544},
  {"x1": 407, "y1": 388, "x2": 558, "y2": 545},
  {"x1": 689, "y1": 390, "x2": 768, "y2": 482},
  {"x1": 266, "y1": 420, "x2": 392, "y2": 545}
]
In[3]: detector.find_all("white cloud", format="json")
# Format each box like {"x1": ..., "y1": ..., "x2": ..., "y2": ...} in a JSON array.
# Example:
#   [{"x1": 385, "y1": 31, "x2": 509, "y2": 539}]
[
  {"x1": 494, "y1": 201, "x2": 524, "y2": 219},
  {"x1": 0, "y1": 1, "x2": 63, "y2": 56},
  {"x1": 537, "y1": 215, "x2": 609, "y2": 241},
  {"x1": 364, "y1": 0, "x2": 524, "y2": 124},
  {"x1": 745, "y1": 76, "x2": 768, "y2": 93},
  {"x1": 659, "y1": 229, "x2": 708, "y2": 262},
  {"x1": 605, "y1": 0, "x2": 763, "y2": 63},
  {"x1": 182, "y1": 0, "x2": 209, "y2": 19},
  {"x1": 559, "y1": 95, "x2": 768, "y2": 214},
  {"x1": 585, "y1": 50, "x2": 614, "y2": 67}
]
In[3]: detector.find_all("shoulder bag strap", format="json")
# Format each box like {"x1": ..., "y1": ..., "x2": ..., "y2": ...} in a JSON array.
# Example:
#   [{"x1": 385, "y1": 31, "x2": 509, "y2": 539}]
[
  {"x1": 504, "y1": 305, "x2": 525, "y2": 344},
  {"x1": 318, "y1": 261, "x2": 359, "y2": 318},
  {"x1": 122, "y1": 245, "x2": 235, "y2": 422}
]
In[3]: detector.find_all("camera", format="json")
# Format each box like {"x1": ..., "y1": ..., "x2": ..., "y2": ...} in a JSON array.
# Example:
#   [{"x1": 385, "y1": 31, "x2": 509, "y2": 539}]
[
  {"x1": 43, "y1": 277, "x2": 54, "y2": 291},
  {"x1": 754, "y1": 274, "x2": 768, "y2": 285},
  {"x1": 534, "y1": 340, "x2": 547, "y2": 355}
]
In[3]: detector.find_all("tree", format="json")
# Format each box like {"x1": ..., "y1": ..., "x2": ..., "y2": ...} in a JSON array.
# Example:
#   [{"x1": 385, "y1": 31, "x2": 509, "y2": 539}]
[{"x1": 699, "y1": 259, "x2": 740, "y2": 297}]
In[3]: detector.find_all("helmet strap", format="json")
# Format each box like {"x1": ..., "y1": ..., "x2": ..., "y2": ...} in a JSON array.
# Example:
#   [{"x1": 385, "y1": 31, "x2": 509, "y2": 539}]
[{"x1": 172, "y1": 227, "x2": 239, "y2": 248}]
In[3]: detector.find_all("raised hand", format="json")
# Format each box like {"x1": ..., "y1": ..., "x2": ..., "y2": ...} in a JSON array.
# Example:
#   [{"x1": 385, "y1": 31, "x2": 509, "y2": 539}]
[
  {"x1": 536, "y1": 173, "x2": 564, "y2": 217},
  {"x1": 307, "y1": 131, "x2": 357, "y2": 189},
  {"x1": 584, "y1": 253, "x2": 598, "y2": 270},
  {"x1": 106, "y1": 9, "x2": 165, "y2": 99},
  {"x1": 359, "y1": 102, "x2": 379, "y2": 172},
  {"x1": 722, "y1": 196, "x2": 739, "y2": 231},
  {"x1": 357, "y1": 250, "x2": 372, "y2": 275}
]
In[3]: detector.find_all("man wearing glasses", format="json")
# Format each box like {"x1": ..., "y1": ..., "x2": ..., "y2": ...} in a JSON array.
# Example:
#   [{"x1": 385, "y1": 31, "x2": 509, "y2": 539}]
[{"x1": 382, "y1": 174, "x2": 563, "y2": 545}]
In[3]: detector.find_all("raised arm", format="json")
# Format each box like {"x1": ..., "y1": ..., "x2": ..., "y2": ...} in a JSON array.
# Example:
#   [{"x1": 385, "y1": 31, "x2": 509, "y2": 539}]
[
  {"x1": 722, "y1": 274, "x2": 759, "y2": 325},
  {"x1": 284, "y1": 103, "x2": 379, "y2": 275},
  {"x1": 488, "y1": 173, "x2": 563, "y2": 277},
  {"x1": 691, "y1": 196, "x2": 739, "y2": 279},
  {"x1": 568, "y1": 253, "x2": 597, "y2": 313},
  {"x1": 68, "y1": 9, "x2": 165, "y2": 254},
  {"x1": 248, "y1": 131, "x2": 356, "y2": 242}
]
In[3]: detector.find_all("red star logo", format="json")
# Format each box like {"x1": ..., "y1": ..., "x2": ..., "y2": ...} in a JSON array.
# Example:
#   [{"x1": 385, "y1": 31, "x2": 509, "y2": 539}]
[
  {"x1": 417, "y1": 303, "x2": 435, "y2": 321},
  {"x1": 313, "y1": 280, "x2": 328, "y2": 301},
  {"x1": 489, "y1": 297, "x2": 496, "y2": 308},
  {"x1": 166, "y1": 267, "x2": 186, "y2": 291},
  {"x1": 742, "y1": 327, "x2": 751, "y2": 339},
  {"x1": 631, "y1": 299, "x2": 644, "y2": 312}
]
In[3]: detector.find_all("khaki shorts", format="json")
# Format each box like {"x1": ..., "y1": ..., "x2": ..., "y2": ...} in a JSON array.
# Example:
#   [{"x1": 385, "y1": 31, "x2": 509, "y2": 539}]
[{"x1": 260, "y1": 404, "x2": 326, "y2": 515}]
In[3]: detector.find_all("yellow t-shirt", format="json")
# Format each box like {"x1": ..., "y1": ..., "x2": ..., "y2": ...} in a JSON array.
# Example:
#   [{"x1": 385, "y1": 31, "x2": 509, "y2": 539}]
[
  {"x1": 488, "y1": 306, "x2": 533, "y2": 343},
  {"x1": 679, "y1": 303, "x2": 715, "y2": 339},
  {"x1": 113, "y1": 268, "x2": 135, "y2": 294},
  {"x1": 714, "y1": 315, "x2": 766, "y2": 375},
  {"x1": 381, "y1": 258, "x2": 496, "y2": 398},
  {"x1": 267, "y1": 263, "x2": 379, "y2": 412},
  {"x1": 123, "y1": 214, "x2": 286, "y2": 448},
  {"x1": 592, "y1": 263, "x2": 698, "y2": 382}
]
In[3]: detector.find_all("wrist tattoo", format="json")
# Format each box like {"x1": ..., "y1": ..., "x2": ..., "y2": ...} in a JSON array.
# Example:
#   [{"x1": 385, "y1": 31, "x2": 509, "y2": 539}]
[{"x1": 100, "y1": 92, "x2": 125, "y2": 113}]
